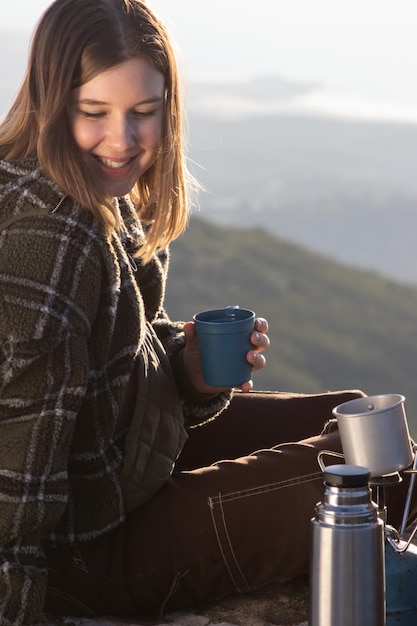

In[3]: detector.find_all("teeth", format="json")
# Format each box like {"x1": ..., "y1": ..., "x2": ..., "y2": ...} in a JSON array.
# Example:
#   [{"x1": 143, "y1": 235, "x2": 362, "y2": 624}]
[{"x1": 99, "y1": 157, "x2": 130, "y2": 169}]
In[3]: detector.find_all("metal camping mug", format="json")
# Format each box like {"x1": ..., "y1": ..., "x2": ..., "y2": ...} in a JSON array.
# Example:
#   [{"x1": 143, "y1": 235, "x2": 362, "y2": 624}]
[{"x1": 332, "y1": 394, "x2": 413, "y2": 477}]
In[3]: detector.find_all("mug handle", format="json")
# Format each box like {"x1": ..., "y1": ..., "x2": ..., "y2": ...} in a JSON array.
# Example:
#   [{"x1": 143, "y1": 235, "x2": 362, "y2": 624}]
[{"x1": 317, "y1": 450, "x2": 345, "y2": 472}]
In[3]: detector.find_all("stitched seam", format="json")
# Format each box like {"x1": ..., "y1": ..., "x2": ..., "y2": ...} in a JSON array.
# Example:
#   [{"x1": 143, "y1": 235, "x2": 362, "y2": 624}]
[
  {"x1": 218, "y1": 493, "x2": 250, "y2": 591},
  {"x1": 210, "y1": 471, "x2": 322, "y2": 505},
  {"x1": 207, "y1": 472, "x2": 322, "y2": 595},
  {"x1": 208, "y1": 496, "x2": 242, "y2": 592}
]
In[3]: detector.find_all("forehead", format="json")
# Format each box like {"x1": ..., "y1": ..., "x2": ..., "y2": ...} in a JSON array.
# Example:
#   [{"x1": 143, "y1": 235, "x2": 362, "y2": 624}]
[{"x1": 75, "y1": 57, "x2": 165, "y2": 101}]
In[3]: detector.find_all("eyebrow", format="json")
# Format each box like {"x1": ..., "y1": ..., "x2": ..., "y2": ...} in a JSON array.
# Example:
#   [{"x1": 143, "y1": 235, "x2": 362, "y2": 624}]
[{"x1": 77, "y1": 96, "x2": 163, "y2": 106}]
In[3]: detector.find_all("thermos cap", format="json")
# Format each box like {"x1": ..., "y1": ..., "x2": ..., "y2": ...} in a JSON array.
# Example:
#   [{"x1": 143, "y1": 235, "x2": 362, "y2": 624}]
[{"x1": 324, "y1": 464, "x2": 371, "y2": 487}]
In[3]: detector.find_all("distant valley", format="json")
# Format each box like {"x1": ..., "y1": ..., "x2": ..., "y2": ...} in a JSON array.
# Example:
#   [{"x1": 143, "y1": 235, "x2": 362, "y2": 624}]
[{"x1": 187, "y1": 109, "x2": 417, "y2": 285}]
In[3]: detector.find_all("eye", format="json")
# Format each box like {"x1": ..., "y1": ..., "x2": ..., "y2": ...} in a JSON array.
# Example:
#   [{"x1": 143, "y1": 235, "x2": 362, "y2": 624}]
[
  {"x1": 79, "y1": 110, "x2": 106, "y2": 119},
  {"x1": 132, "y1": 109, "x2": 157, "y2": 118}
]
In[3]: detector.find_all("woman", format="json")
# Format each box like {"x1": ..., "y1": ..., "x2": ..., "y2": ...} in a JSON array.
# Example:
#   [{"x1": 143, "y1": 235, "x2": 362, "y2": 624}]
[
  {"x1": 0, "y1": 1, "x2": 269, "y2": 622},
  {"x1": 0, "y1": 1, "x2": 412, "y2": 625}
]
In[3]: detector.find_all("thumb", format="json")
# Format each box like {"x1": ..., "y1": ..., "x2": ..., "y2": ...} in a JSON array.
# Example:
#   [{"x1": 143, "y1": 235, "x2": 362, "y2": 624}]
[{"x1": 183, "y1": 320, "x2": 197, "y2": 346}]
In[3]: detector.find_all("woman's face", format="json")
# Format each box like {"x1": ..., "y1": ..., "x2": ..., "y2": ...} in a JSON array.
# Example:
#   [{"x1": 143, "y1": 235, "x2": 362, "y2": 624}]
[{"x1": 71, "y1": 57, "x2": 165, "y2": 198}]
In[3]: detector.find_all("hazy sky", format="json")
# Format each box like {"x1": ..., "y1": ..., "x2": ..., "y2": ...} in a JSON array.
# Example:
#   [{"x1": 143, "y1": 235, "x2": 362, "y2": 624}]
[{"x1": 4, "y1": 0, "x2": 417, "y2": 120}]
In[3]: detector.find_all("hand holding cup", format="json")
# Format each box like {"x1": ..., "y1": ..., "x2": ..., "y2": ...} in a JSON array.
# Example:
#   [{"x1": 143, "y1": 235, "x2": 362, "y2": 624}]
[{"x1": 182, "y1": 306, "x2": 269, "y2": 394}]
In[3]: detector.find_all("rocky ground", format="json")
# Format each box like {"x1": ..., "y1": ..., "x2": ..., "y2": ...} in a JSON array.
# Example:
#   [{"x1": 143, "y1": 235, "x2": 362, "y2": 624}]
[{"x1": 58, "y1": 575, "x2": 309, "y2": 626}]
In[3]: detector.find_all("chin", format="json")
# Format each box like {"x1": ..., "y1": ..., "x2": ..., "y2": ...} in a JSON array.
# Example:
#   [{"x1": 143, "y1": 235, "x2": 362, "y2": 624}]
[{"x1": 103, "y1": 181, "x2": 136, "y2": 198}]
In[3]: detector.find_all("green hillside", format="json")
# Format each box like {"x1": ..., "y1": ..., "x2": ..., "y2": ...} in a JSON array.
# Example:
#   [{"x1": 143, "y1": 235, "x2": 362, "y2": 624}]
[{"x1": 165, "y1": 217, "x2": 417, "y2": 437}]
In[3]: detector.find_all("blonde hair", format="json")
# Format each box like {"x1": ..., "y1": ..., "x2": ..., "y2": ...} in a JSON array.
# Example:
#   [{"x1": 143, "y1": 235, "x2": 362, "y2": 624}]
[{"x1": 0, "y1": 0, "x2": 194, "y2": 262}]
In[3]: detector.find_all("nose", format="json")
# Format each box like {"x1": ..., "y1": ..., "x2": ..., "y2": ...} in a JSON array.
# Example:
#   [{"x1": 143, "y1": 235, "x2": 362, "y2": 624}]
[{"x1": 106, "y1": 115, "x2": 136, "y2": 151}]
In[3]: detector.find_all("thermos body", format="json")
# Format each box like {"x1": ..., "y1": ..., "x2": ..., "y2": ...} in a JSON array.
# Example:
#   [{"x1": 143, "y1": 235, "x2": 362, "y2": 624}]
[
  {"x1": 310, "y1": 519, "x2": 385, "y2": 625},
  {"x1": 309, "y1": 465, "x2": 385, "y2": 626}
]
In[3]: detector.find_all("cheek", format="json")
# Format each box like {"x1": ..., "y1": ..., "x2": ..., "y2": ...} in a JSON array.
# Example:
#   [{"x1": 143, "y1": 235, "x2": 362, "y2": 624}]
[
  {"x1": 71, "y1": 120, "x2": 99, "y2": 152},
  {"x1": 143, "y1": 116, "x2": 164, "y2": 150}
]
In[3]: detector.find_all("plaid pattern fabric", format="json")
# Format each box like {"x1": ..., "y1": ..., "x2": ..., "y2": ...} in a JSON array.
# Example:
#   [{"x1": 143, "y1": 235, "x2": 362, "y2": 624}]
[
  {"x1": 0, "y1": 159, "x2": 148, "y2": 623},
  {"x1": 0, "y1": 160, "x2": 184, "y2": 624}
]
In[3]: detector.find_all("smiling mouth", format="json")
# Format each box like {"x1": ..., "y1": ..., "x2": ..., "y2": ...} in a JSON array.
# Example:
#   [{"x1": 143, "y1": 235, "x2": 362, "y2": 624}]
[{"x1": 95, "y1": 156, "x2": 134, "y2": 169}]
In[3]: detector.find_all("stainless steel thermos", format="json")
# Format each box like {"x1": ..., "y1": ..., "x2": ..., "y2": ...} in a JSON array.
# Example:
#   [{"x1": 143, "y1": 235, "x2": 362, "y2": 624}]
[{"x1": 309, "y1": 464, "x2": 385, "y2": 626}]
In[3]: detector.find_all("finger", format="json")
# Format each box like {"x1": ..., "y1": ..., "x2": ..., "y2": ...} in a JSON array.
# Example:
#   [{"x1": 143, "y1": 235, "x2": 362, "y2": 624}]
[
  {"x1": 255, "y1": 317, "x2": 268, "y2": 333},
  {"x1": 183, "y1": 320, "x2": 197, "y2": 343},
  {"x1": 247, "y1": 351, "x2": 267, "y2": 371},
  {"x1": 251, "y1": 331, "x2": 271, "y2": 352},
  {"x1": 239, "y1": 379, "x2": 254, "y2": 393}
]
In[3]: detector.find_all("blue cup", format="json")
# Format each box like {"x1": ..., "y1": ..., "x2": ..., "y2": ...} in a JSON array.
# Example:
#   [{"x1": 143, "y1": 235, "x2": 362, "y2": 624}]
[{"x1": 193, "y1": 305, "x2": 255, "y2": 387}]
